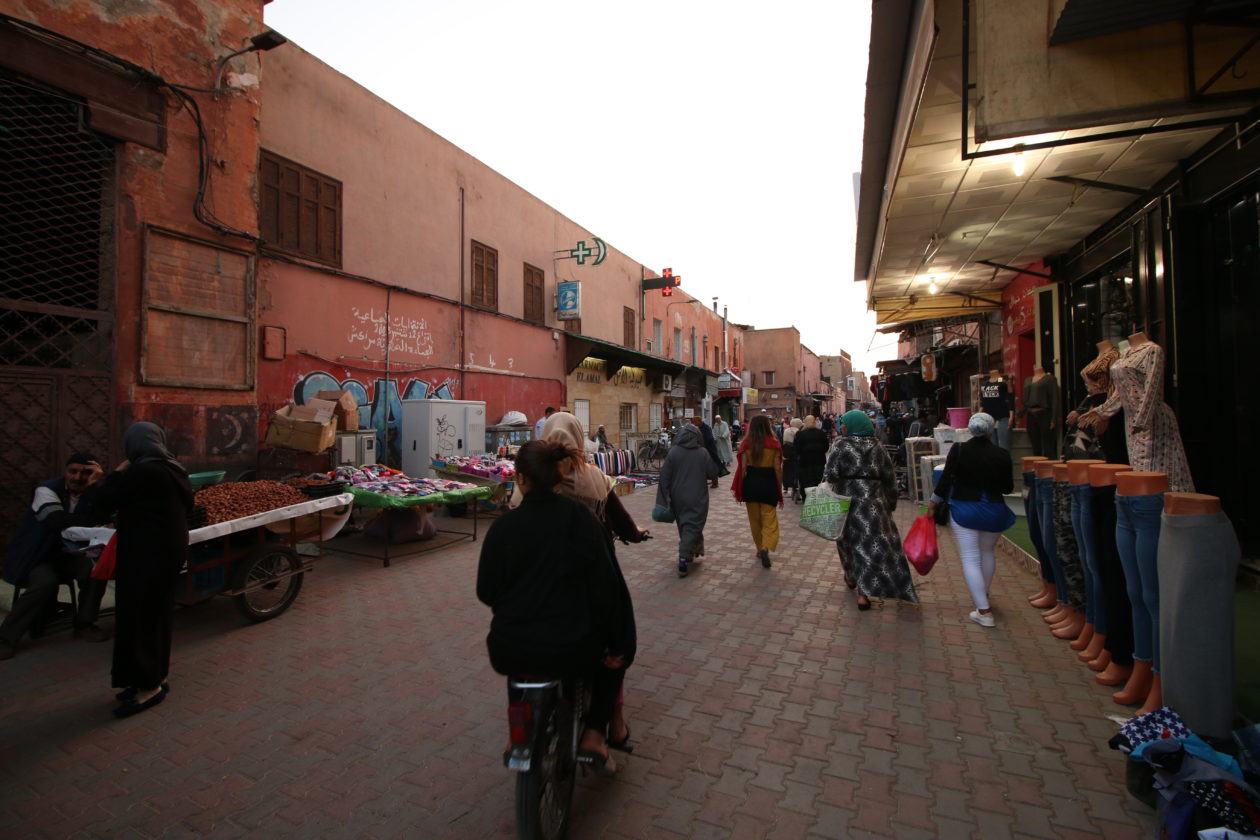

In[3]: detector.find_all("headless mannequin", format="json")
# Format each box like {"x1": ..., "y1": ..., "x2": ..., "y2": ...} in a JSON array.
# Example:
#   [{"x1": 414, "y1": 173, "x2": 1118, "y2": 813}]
[
  {"x1": 1164, "y1": 492, "x2": 1222, "y2": 515},
  {"x1": 1066, "y1": 460, "x2": 1106, "y2": 656},
  {"x1": 1034, "y1": 460, "x2": 1070, "y2": 623},
  {"x1": 1113, "y1": 470, "x2": 1168, "y2": 712},
  {"x1": 1022, "y1": 456, "x2": 1055, "y2": 607},
  {"x1": 1049, "y1": 462, "x2": 1088, "y2": 641},
  {"x1": 1090, "y1": 464, "x2": 1134, "y2": 686}
]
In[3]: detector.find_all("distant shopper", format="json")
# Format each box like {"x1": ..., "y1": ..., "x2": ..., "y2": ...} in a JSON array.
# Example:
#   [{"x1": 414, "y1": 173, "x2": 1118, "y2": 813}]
[
  {"x1": 533, "y1": 406, "x2": 556, "y2": 440},
  {"x1": 656, "y1": 423, "x2": 719, "y2": 577},
  {"x1": 794, "y1": 415, "x2": 829, "y2": 497},
  {"x1": 930, "y1": 413, "x2": 1015, "y2": 628},
  {"x1": 713, "y1": 415, "x2": 733, "y2": 467},
  {"x1": 825, "y1": 410, "x2": 917, "y2": 611},
  {"x1": 690, "y1": 416, "x2": 723, "y2": 488},
  {"x1": 731, "y1": 415, "x2": 784, "y2": 569},
  {"x1": 781, "y1": 418, "x2": 802, "y2": 502}
]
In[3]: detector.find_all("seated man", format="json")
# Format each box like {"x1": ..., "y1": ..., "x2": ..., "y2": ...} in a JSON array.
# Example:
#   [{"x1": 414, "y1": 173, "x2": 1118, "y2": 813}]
[{"x1": 1, "y1": 452, "x2": 112, "y2": 659}]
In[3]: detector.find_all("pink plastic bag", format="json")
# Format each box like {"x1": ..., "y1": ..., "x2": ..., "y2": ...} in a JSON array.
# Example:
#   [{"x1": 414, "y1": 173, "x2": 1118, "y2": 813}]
[{"x1": 904, "y1": 514, "x2": 939, "y2": 576}]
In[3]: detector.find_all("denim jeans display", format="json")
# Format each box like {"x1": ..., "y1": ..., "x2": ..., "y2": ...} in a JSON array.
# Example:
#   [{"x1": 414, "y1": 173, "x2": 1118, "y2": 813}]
[
  {"x1": 1035, "y1": 476, "x2": 1065, "y2": 601},
  {"x1": 1089, "y1": 484, "x2": 1134, "y2": 666},
  {"x1": 1024, "y1": 472, "x2": 1054, "y2": 584},
  {"x1": 1053, "y1": 480, "x2": 1086, "y2": 609},
  {"x1": 1115, "y1": 492, "x2": 1165, "y2": 671},
  {"x1": 1069, "y1": 482, "x2": 1103, "y2": 631},
  {"x1": 996, "y1": 416, "x2": 1011, "y2": 451}
]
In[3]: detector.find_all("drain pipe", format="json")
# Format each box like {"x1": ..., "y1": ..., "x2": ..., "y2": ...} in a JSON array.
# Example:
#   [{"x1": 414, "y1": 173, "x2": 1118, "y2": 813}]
[{"x1": 459, "y1": 187, "x2": 466, "y2": 394}]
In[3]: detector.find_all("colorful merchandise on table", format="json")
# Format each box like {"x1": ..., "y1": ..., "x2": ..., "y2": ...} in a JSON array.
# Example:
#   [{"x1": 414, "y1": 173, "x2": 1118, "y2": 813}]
[
  {"x1": 325, "y1": 464, "x2": 479, "y2": 499},
  {"x1": 432, "y1": 454, "x2": 516, "y2": 481}
]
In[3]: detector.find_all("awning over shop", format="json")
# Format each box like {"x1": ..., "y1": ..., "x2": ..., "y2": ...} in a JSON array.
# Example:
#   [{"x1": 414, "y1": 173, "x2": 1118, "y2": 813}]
[
  {"x1": 1049, "y1": 0, "x2": 1203, "y2": 46},
  {"x1": 717, "y1": 388, "x2": 742, "y2": 398},
  {"x1": 564, "y1": 332, "x2": 685, "y2": 377},
  {"x1": 872, "y1": 293, "x2": 1002, "y2": 326}
]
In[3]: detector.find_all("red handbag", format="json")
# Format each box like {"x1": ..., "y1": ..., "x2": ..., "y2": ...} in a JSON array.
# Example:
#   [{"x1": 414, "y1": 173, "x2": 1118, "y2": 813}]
[
  {"x1": 90, "y1": 534, "x2": 117, "y2": 581},
  {"x1": 904, "y1": 514, "x2": 939, "y2": 576}
]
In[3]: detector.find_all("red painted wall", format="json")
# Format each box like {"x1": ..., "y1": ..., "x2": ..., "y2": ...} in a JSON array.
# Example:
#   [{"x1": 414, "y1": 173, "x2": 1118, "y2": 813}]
[{"x1": 1001, "y1": 260, "x2": 1050, "y2": 413}]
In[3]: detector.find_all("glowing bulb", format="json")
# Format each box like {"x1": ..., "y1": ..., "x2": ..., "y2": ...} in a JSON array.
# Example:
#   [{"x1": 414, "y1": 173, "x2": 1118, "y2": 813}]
[
  {"x1": 1012, "y1": 151, "x2": 1026, "y2": 177},
  {"x1": 928, "y1": 280, "x2": 940, "y2": 295}
]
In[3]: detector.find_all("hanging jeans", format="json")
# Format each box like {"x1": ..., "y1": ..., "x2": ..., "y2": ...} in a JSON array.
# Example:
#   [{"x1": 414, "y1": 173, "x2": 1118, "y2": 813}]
[
  {"x1": 1069, "y1": 482, "x2": 1103, "y2": 631},
  {"x1": 995, "y1": 416, "x2": 1011, "y2": 451},
  {"x1": 1089, "y1": 484, "x2": 1134, "y2": 666},
  {"x1": 1024, "y1": 471, "x2": 1054, "y2": 584},
  {"x1": 1036, "y1": 476, "x2": 1065, "y2": 603},
  {"x1": 1053, "y1": 480, "x2": 1086, "y2": 609},
  {"x1": 1114, "y1": 492, "x2": 1164, "y2": 671}
]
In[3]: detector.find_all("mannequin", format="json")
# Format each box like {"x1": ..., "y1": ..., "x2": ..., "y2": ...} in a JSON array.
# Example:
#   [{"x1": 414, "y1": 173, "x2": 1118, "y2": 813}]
[
  {"x1": 979, "y1": 370, "x2": 1014, "y2": 450},
  {"x1": 1085, "y1": 332, "x2": 1192, "y2": 491},
  {"x1": 1033, "y1": 460, "x2": 1068, "y2": 624},
  {"x1": 1049, "y1": 462, "x2": 1086, "y2": 641},
  {"x1": 1022, "y1": 365, "x2": 1060, "y2": 458},
  {"x1": 1065, "y1": 459, "x2": 1106, "y2": 657},
  {"x1": 1112, "y1": 470, "x2": 1168, "y2": 712},
  {"x1": 1089, "y1": 464, "x2": 1135, "y2": 686},
  {"x1": 1021, "y1": 456, "x2": 1055, "y2": 608},
  {"x1": 1159, "y1": 492, "x2": 1240, "y2": 740}
]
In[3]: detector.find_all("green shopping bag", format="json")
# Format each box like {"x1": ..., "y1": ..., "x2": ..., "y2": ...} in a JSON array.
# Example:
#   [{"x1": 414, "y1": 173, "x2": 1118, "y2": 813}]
[{"x1": 798, "y1": 484, "x2": 851, "y2": 540}]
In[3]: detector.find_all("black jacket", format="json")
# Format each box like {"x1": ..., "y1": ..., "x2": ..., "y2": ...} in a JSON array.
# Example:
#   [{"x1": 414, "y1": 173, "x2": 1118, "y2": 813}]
[
  {"x1": 933, "y1": 436, "x2": 1013, "y2": 502},
  {"x1": 794, "y1": 428, "x2": 830, "y2": 488},
  {"x1": 3, "y1": 478, "x2": 104, "y2": 585},
  {"x1": 477, "y1": 491, "x2": 636, "y2": 677}
]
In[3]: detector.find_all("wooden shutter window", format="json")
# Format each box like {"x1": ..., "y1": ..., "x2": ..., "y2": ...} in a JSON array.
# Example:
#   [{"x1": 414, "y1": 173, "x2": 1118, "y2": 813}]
[
  {"x1": 623, "y1": 307, "x2": 636, "y2": 349},
  {"x1": 471, "y1": 240, "x2": 499, "y2": 310},
  {"x1": 259, "y1": 150, "x2": 342, "y2": 267},
  {"x1": 524, "y1": 263, "x2": 545, "y2": 323}
]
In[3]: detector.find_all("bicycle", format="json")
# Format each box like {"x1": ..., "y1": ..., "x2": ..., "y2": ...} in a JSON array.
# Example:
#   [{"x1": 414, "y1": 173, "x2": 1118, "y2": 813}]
[
  {"x1": 635, "y1": 430, "x2": 671, "y2": 472},
  {"x1": 504, "y1": 675, "x2": 591, "y2": 840}
]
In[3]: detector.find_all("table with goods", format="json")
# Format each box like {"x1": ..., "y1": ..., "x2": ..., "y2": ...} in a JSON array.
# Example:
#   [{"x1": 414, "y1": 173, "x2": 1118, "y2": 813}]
[
  {"x1": 65, "y1": 472, "x2": 356, "y2": 622},
  {"x1": 315, "y1": 464, "x2": 494, "y2": 566},
  {"x1": 432, "y1": 454, "x2": 644, "y2": 509}
]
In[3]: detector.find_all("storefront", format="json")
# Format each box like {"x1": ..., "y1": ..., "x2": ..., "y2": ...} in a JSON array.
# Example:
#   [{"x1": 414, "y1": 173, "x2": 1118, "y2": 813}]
[{"x1": 564, "y1": 334, "x2": 683, "y2": 446}]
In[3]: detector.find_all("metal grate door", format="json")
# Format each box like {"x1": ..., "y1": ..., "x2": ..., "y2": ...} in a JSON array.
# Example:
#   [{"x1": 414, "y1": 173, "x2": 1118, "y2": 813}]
[{"x1": 0, "y1": 72, "x2": 116, "y2": 537}]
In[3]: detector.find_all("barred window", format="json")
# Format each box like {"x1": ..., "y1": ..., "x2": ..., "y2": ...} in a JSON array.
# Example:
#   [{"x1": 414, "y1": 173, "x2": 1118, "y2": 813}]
[{"x1": 619, "y1": 403, "x2": 637, "y2": 433}]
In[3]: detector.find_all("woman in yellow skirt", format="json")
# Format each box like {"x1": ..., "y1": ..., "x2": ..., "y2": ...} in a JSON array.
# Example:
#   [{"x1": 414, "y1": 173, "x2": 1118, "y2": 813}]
[{"x1": 731, "y1": 414, "x2": 784, "y2": 568}]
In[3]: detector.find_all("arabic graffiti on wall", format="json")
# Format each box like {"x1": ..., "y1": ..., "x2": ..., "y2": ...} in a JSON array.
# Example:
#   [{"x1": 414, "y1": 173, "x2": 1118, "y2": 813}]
[
  {"x1": 346, "y1": 307, "x2": 436, "y2": 358},
  {"x1": 293, "y1": 369, "x2": 458, "y2": 466}
]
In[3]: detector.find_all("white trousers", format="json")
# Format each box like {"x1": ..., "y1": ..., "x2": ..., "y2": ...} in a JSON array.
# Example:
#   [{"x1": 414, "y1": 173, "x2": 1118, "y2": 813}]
[{"x1": 948, "y1": 520, "x2": 1002, "y2": 611}]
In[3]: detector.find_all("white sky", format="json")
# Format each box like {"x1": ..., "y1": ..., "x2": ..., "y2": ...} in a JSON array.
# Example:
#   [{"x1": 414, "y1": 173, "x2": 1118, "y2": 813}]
[{"x1": 263, "y1": 0, "x2": 896, "y2": 374}]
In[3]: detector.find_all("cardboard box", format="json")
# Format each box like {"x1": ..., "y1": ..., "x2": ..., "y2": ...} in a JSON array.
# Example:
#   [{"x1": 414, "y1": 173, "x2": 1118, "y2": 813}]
[
  {"x1": 264, "y1": 400, "x2": 338, "y2": 453},
  {"x1": 314, "y1": 389, "x2": 359, "y2": 431}
]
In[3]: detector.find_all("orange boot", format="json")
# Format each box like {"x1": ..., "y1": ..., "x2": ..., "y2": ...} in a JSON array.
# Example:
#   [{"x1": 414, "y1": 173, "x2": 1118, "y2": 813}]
[
  {"x1": 1136, "y1": 675, "x2": 1163, "y2": 715},
  {"x1": 1113, "y1": 661, "x2": 1153, "y2": 705},
  {"x1": 1087, "y1": 646, "x2": 1111, "y2": 672},
  {"x1": 1028, "y1": 581, "x2": 1056, "y2": 608},
  {"x1": 1052, "y1": 609, "x2": 1086, "y2": 640},
  {"x1": 1069, "y1": 623, "x2": 1095, "y2": 652},
  {"x1": 1079, "y1": 632, "x2": 1107, "y2": 663}
]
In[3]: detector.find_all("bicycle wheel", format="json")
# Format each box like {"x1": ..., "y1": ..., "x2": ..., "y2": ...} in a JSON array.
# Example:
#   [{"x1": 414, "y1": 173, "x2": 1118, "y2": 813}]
[{"x1": 515, "y1": 691, "x2": 575, "y2": 840}]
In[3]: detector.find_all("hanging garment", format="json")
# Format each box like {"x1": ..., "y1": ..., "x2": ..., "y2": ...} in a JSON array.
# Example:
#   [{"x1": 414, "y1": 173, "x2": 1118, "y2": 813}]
[{"x1": 1095, "y1": 342, "x2": 1193, "y2": 491}]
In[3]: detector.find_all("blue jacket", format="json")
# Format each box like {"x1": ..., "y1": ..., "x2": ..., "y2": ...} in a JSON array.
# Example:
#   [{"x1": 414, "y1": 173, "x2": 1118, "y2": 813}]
[{"x1": 3, "y1": 478, "x2": 101, "y2": 585}]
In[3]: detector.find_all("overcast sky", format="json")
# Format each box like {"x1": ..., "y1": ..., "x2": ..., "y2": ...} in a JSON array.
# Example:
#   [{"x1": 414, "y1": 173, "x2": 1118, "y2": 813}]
[{"x1": 263, "y1": 0, "x2": 894, "y2": 373}]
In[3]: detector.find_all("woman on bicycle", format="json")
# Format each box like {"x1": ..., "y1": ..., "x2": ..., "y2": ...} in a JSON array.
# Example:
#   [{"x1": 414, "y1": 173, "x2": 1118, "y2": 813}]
[{"x1": 478, "y1": 440, "x2": 637, "y2": 775}]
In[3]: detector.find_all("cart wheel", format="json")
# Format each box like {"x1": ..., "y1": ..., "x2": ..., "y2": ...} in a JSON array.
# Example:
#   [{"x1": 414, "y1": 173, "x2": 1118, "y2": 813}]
[{"x1": 232, "y1": 545, "x2": 304, "y2": 622}]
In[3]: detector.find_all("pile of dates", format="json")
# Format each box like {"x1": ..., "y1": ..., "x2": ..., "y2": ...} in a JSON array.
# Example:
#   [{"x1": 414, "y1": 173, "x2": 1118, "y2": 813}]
[{"x1": 194, "y1": 481, "x2": 307, "y2": 525}]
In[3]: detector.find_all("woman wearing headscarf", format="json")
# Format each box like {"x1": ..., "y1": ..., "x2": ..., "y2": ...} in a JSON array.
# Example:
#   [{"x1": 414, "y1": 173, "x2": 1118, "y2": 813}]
[
  {"x1": 656, "y1": 423, "x2": 719, "y2": 577},
  {"x1": 794, "y1": 415, "x2": 829, "y2": 496},
  {"x1": 731, "y1": 414, "x2": 784, "y2": 569},
  {"x1": 712, "y1": 415, "x2": 733, "y2": 468},
  {"x1": 92, "y1": 422, "x2": 194, "y2": 717},
  {"x1": 781, "y1": 418, "x2": 803, "y2": 503},
  {"x1": 513, "y1": 412, "x2": 647, "y2": 543},
  {"x1": 825, "y1": 410, "x2": 917, "y2": 610},
  {"x1": 929, "y1": 413, "x2": 1015, "y2": 628}
]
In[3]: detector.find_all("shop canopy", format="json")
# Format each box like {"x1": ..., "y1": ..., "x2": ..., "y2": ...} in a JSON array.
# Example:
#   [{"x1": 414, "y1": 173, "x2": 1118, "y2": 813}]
[{"x1": 564, "y1": 332, "x2": 687, "y2": 378}]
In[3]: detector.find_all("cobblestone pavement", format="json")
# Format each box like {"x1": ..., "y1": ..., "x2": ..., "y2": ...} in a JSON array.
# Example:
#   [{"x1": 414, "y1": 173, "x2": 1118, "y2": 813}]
[{"x1": 0, "y1": 476, "x2": 1156, "y2": 839}]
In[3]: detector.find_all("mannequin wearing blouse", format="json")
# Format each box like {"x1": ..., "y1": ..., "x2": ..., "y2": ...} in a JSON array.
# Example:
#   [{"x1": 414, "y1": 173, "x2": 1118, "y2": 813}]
[{"x1": 1086, "y1": 333, "x2": 1193, "y2": 492}]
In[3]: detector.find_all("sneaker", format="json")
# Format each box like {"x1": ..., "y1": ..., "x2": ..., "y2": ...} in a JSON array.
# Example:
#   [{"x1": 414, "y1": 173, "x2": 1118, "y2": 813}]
[
  {"x1": 74, "y1": 624, "x2": 112, "y2": 643},
  {"x1": 677, "y1": 559, "x2": 689, "y2": 578},
  {"x1": 969, "y1": 610, "x2": 996, "y2": 628}
]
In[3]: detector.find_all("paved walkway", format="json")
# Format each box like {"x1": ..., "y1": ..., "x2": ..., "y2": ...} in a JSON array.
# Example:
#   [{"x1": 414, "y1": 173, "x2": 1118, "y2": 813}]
[{"x1": 0, "y1": 476, "x2": 1156, "y2": 839}]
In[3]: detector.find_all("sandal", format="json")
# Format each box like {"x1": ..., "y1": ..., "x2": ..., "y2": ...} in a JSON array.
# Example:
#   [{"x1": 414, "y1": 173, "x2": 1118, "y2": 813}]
[{"x1": 608, "y1": 725, "x2": 633, "y2": 753}]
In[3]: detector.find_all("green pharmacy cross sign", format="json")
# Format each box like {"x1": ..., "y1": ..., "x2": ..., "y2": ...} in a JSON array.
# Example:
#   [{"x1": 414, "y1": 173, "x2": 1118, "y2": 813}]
[{"x1": 555, "y1": 237, "x2": 607, "y2": 266}]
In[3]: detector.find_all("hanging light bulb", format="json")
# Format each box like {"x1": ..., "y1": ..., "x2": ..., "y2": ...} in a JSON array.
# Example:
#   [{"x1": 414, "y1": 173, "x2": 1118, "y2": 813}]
[
  {"x1": 928, "y1": 279, "x2": 940, "y2": 295},
  {"x1": 1012, "y1": 147, "x2": 1027, "y2": 177}
]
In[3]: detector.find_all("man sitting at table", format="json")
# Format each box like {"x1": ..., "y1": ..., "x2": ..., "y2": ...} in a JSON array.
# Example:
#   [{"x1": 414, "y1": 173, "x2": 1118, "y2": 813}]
[{"x1": 1, "y1": 452, "x2": 112, "y2": 660}]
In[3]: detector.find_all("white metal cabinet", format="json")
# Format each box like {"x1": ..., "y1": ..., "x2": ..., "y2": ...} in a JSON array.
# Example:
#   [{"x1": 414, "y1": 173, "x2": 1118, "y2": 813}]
[{"x1": 400, "y1": 399, "x2": 487, "y2": 477}]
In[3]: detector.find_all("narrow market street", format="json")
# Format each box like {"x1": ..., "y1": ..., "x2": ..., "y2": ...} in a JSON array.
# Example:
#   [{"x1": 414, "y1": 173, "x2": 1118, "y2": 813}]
[{"x1": 1, "y1": 480, "x2": 1156, "y2": 839}]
